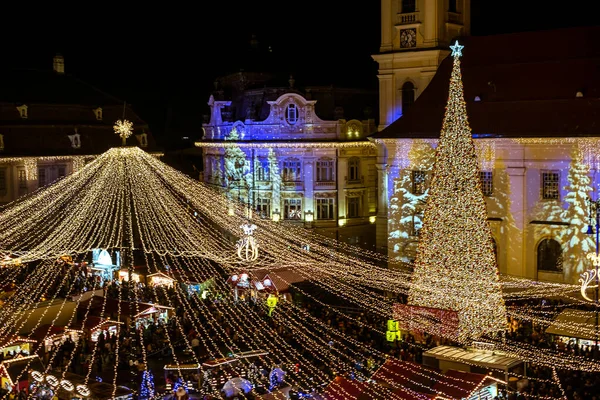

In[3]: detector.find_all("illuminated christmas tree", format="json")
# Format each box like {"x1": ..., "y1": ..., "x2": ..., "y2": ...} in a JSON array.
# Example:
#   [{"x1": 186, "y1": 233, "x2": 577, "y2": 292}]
[
  {"x1": 139, "y1": 369, "x2": 155, "y2": 399},
  {"x1": 560, "y1": 144, "x2": 594, "y2": 283},
  {"x1": 407, "y1": 41, "x2": 507, "y2": 341}
]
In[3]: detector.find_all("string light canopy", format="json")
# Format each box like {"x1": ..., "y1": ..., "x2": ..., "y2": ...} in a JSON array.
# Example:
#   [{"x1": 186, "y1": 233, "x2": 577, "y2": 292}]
[{"x1": 1, "y1": 137, "x2": 600, "y2": 398}]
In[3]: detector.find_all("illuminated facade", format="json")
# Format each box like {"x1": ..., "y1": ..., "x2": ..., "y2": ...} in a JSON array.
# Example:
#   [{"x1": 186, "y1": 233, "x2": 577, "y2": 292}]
[
  {"x1": 372, "y1": 0, "x2": 471, "y2": 131},
  {"x1": 0, "y1": 54, "x2": 156, "y2": 204},
  {"x1": 372, "y1": 26, "x2": 600, "y2": 284},
  {"x1": 197, "y1": 75, "x2": 379, "y2": 249}
]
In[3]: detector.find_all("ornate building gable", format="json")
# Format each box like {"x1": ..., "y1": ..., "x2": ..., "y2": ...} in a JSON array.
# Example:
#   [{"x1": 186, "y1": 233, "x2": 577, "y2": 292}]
[{"x1": 260, "y1": 93, "x2": 336, "y2": 139}]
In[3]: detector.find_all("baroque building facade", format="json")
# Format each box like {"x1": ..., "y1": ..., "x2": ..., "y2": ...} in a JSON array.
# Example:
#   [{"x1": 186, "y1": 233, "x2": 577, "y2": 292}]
[
  {"x1": 196, "y1": 73, "x2": 379, "y2": 249},
  {"x1": 0, "y1": 55, "x2": 158, "y2": 205},
  {"x1": 372, "y1": 26, "x2": 600, "y2": 284}
]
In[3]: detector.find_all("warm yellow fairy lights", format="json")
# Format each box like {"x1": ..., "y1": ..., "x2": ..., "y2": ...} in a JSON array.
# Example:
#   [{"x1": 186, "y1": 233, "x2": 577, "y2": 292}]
[
  {"x1": 1, "y1": 137, "x2": 600, "y2": 400},
  {"x1": 406, "y1": 41, "x2": 507, "y2": 341},
  {"x1": 114, "y1": 119, "x2": 134, "y2": 146}
]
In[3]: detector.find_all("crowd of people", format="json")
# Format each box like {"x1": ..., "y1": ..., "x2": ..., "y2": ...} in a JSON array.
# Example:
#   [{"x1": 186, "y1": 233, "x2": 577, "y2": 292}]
[{"x1": 3, "y1": 262, "x2": 600, "y2": 399}]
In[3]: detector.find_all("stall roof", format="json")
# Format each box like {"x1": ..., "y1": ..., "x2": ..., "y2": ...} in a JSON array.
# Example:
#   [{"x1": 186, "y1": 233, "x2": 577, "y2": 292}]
[
  {"x1": 252, "y1": 268, "x2": 307, "y2": 292},
  {"x1": 372, "y1": 358, "x2": 438, "y2": 395},
  {"x1": 545, "y1": 308, "x2": 597, "y2": 341},
  {"x1": 0, "y1": 335, "x2": 37, "y2": 349},
  {"x1": 423, "y1": 346, "x2": 522, "y2": 370},
  {"x1": 433, "y1": 370, "x2": 497, "y2": 400},
  {"x1": 1, "y1": 355, "x2": 45, "y2": 384}
]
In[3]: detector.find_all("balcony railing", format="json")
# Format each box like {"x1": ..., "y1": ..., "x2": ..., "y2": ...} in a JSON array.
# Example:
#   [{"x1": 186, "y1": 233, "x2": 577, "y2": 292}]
[
  {"x1": 315, "y1": 181, "x2": 336, "y2": 187},
  {"x1": 447, "y1": 12, "x2": 463, "y2": 24},
  {"x1": 397, "y1": 12, "x2": 418, "y2": 25},
  {"x1": 346, "y1": 176, "x2": 365, "y2": 185}
]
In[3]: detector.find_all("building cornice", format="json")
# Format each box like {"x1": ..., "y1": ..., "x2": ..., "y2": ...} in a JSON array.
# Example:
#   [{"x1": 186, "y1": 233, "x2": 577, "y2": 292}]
[{"x1": 195, "y1": 141, "x2": 376, "y2": 149}]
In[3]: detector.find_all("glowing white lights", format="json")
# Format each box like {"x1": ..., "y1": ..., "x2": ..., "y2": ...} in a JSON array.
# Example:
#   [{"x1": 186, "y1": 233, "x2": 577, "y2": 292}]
[{"x1": 113, "y1": 119, "x2": 134, "y2": 146}]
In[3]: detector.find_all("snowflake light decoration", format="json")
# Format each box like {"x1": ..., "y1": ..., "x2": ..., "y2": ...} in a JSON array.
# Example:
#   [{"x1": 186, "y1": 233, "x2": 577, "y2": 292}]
[{"x1": 113, "y1": 119, "x2": 134, "y2": 146}]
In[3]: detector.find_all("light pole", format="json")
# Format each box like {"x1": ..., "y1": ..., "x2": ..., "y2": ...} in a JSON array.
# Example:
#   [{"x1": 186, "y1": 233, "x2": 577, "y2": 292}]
[
  {"x1": 304, "y1": 210, "x2": 314, "y2": 229},
  {"x1": 584, "y1": 196, "x2": 600, "y2": 357}
]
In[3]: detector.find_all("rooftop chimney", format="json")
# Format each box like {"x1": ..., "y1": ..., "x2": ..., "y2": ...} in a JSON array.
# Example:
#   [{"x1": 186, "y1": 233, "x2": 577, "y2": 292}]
[{"x1": 53, "y1": 54, "x2": 65, "y2": 74}]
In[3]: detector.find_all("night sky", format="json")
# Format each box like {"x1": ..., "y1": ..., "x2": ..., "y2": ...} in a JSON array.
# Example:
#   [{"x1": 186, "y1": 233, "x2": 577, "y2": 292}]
[{"x1": 2, "y1": 1, "x2": 598, "y2": 149}]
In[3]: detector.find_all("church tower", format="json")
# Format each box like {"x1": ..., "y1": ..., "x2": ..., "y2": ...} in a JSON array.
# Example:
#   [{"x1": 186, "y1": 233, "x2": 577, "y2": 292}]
[{"x1": 372, "y1": 0, "x2": 470, "y2": 130}]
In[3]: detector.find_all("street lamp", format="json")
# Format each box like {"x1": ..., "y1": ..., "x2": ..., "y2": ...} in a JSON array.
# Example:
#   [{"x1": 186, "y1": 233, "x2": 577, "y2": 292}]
[
  {"x1": 272, "y1": 209, "x2": 281, "y2": 222},
  {"x1": 304, "y1": 210, "x2": 314, "y2": 228},
  {"x1": 582, "y1": 196, "x2": 600, "y2": 357}
]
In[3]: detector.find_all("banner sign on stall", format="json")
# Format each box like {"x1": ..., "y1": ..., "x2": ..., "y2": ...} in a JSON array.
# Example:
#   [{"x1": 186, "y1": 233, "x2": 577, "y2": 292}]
[{"x1": 392, "y1": 303, "x2": 459, "y2": 340}]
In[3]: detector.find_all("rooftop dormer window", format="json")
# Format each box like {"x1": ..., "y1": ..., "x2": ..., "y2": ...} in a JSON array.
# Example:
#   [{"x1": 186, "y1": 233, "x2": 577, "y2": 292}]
[
  {"x1": 68, "y1": 129, "x2": 81, "y2": 149},
  {"x1": 93, "y1": 107, "x2": 103, "y2": 121},
  {"x1": 16, "y1": 105, "x2": 28, "y2": 119},
  {"x1": 285, "y1": 103, "x2": 298, "y2": 125},
  {"x1": 136, "y1": 132, "x2": 148, "y2": 148}
]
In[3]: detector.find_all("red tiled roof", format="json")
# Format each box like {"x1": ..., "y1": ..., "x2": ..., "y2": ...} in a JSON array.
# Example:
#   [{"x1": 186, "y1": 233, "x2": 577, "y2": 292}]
[
  {"x1": 433, "y1": 370, "x2": 494, "y2": 400},
  {"x1": 373, "y1": 26, "x2": 600, "y2": 139},
  {"x1": 322, "y1": 376, "x2": 381, "y2": 400},
  {"x1": 252, "y1": 268, "x2": 307, "y2": 292},
  {"x1": 0, "y1": 69, "x2": 160, "y2": 156},
  {"x1": 372, "y1": 358, "x2": 438, "y2": 396}
]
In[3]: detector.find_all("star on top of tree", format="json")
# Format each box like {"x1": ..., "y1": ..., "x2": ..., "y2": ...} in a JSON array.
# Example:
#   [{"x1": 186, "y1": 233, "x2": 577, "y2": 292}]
[
  {"x1": 450, "y1": 40, "x2": 464, "y2": 58},
  {"x1": 113, "y1": 119, "x2": 133, "y2": 146}
]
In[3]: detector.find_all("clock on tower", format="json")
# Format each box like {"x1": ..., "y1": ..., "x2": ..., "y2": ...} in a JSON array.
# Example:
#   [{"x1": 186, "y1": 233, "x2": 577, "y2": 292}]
[{"x1": 400, "y1": 28, "x2": 417, "y2": 48}]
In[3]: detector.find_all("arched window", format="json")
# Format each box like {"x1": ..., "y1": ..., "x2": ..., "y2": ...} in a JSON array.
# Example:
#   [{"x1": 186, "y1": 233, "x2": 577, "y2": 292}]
[
  {"x1": 285, "y1": 103, "x2": 298, "y2": 125},
  {"x1": 402, "y1": 81, "x2": 415, "y2": 115},
  {"x1": 537, "y1": 239, "x2": 563, "y2": 272}
]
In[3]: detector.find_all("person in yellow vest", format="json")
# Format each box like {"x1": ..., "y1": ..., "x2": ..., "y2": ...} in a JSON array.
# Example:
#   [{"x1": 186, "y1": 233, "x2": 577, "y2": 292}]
[{"x1": 267, "y1": 294, "x2": 278, "y2": 317}]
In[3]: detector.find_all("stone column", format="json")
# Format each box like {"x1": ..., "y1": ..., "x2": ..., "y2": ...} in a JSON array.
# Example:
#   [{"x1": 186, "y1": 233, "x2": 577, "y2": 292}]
[
  {"x1": 377, "y1": 74, "x2": 394, "y2": 131},
  {"x1": 380, "y1": 0, "x2": 393, "y2": 52},
  {"x1": 337, "y1": 154, "x2": 349, "y2": 218},
  {"x1": 303, "y1": 157, "x2": 315, "y2": 218},
  {"x1": 506, "y1": 166, "x2": 526, "y2": 278}
]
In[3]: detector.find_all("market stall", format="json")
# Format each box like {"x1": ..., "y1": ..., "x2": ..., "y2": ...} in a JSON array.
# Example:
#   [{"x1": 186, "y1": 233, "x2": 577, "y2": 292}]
[
  {"x1": 90, "y1": 248, "x2": 120, "y2": 281},
  {"x1": 147, "y1": 271, "x2": 176, "y2": 288},
  {"x1": 0, "y1": 336, "x2": 37, "y2": 359}
]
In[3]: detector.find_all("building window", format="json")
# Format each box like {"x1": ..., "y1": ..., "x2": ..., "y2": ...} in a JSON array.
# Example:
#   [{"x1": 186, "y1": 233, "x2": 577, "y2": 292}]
[
  {"x1": 0, "y1": 168, "x2": 6, "y2": 195},
  {"x1": 317, "y1": 198, "x2": 335, "y2": 220},
  {"x1": 402, "y1": 81, "x2": 415, "y2": 115},
  {"x1": 480, "y1": 171, "x2": 493, "y2": 196},
  {"x1": 58, "y1": 165, "x2": 66, "y2": 178},
  {"x1": 284, "y1": 198, "x2": 302, "y2": 220},
  {"x1": 283, "y1": 159, "x2": 302, "y2": 182},
  {"x1": 411, "y1": 211, "x2": 423, "y2": 237},
  {"x1": 16, "y1": 105, "x2": 28, "y2": 119},
  {"x1": 285, "y1": 103, "x2": 298, "y2": 125},
  {"x1": 18, "y1": 169, "x2": 27, "y2": 190},
  {"x1": 316, "y1": 159, "x2": 334, "y2": 182},
  {"x1": 448, "y1": 0, "x2": 457, "y2": 12},
  {"x1": 136, "y1": 132, "x2": 148, "y2": 148},
  {"x1": 537, "y1": 238, "x2": 563, "y2": 272},
  {"x1": 542, "y1": 171, "x2": 560, "y2": 200},
  {"x1": 38, "y1": 168, "x2": 47, "y2": 187},
  {"x1": 347, "y1": 197, "x2": 360, "y2": 218},
  {"x1": 93, "y1": 107, "x2": 103, "y2": 120},
  {"x1": 256, "y1": 198, "x2": 271, "y2": 219},
  {"x1": 0, "y1": 134, "x2": 4, "y2": 151},
  {"x1": 348, "y1": 158, "x2": 360, "y2": 182},
  {"x1": 401, "y1": 0, "x2": 416, "y2": 13},
  {"x1": 68, "y1": 130, "x2": 81, "y2": 149},
  {"x1": 255, "y1": 159, "x2": 270, "y2": 182},
  {"x1": 411, "y1": 170, "x2": 427, "y2": 195}
]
